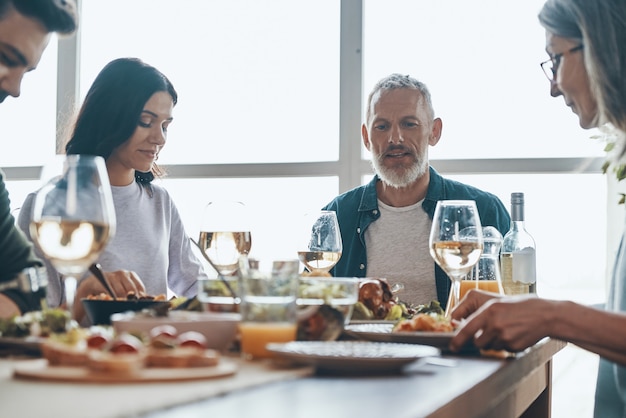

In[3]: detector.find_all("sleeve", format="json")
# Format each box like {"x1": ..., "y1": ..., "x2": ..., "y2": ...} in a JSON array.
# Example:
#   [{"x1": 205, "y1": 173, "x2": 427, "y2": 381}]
[
  {"x1": 0, "y1": 171, "x2": 45, "y2": 313},
  {"x1": 165, "y1": 195, "x2": 209, "y2": 298},
  {"x1": 477, "y1": 193, "x2": 511, "y2": 237}
]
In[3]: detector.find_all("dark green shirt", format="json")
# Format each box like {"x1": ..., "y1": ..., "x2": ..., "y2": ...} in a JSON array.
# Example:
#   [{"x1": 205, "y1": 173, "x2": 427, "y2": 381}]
[
  {"x1": 323, "y1": 167, "x2": 511, "y2": 310},
  {"x1": 0, "y1": 169, "x2": 43, "y2": 313}
]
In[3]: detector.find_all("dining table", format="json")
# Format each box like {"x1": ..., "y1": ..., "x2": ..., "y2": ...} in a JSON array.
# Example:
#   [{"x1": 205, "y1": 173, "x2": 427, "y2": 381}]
[{"x1": 0, "y1": 335, "x2": 565, "y2": 418}]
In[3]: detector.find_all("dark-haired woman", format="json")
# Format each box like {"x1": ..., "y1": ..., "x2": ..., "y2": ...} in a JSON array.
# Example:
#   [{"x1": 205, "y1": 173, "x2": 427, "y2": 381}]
[{"x1": 18, "y1": 58, "x2": 208, "y2": 322}]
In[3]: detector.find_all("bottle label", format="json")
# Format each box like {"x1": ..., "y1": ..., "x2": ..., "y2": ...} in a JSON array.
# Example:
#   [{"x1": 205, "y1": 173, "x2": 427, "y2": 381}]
[
  {"x1": 500, "y1": 253, "x2": 530, "y2": 295},
  {"x1": 511, "y1": 248, "x2": 536, "y2": 284}
]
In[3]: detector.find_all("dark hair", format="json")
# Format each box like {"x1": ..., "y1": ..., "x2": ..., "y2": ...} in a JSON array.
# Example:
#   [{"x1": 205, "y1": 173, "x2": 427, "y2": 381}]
[
  {"x1": 65, "y1": 57, "x2": 178, "y2": 185},
  {"x1": 0, "y1": 0, "x2": 78, "y2": 34}
]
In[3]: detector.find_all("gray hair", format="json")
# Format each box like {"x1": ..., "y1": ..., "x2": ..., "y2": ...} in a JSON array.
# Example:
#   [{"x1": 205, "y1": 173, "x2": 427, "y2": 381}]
[
  {"x1": 365, "y1": 73, "x2": 435, "y2": 124},
  {"x1": 538, "y1": 0, "x2": 626, "y2": 134}
]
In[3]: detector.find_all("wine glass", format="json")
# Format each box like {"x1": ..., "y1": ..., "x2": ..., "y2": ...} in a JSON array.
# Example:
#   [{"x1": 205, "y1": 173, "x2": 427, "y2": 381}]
[
  {"x1": 429, "y1": 200, "x2": 483, "y2": 317},
  {"x1": 197, "y1": 201, "x2": 252, "y2": 277},
  {"x1": 297, "y1": 210, "x2": 342, "y2": 276},
  {"x1": 29, "y1": 155, "x2": 116, "y2": 316}
]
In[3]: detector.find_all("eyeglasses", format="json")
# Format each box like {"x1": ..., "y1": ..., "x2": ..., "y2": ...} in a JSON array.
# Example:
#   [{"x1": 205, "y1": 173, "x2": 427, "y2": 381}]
[{"x1": 540, "y1": 44, "x2": 584, "y2": 81}]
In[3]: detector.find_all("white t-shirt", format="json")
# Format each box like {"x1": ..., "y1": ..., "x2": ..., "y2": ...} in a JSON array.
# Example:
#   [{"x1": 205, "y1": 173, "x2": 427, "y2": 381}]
[{"x1": 364, "y1": 199, "x2": 437, "y2": 305}]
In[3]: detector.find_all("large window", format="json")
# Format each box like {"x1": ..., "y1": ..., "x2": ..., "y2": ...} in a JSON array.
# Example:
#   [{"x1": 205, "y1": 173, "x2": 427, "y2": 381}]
[
  {"x1": 362, "y1": 0, "x2": 604, "y2": 160},
  {"x1": 1, "y1": 40, "x2": 58, "y2": 166},
  {"x1": 2, "y1": 0, "x2": 610, "y2": 307},
  {"x1": 79, "y1": 0, "x2": 340, "y2": 165}
]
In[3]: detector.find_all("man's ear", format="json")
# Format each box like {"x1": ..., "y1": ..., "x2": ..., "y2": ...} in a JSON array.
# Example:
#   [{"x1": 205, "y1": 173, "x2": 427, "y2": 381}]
[
  {"x1": 429, "y1": 118, "x2": 443, "y2": 146},
  {"x1": 362, "y1": 124, "x2": 371, "y2": 151}
]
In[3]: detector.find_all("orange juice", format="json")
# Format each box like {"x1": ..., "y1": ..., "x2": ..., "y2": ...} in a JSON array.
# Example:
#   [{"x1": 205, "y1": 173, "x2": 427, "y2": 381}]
[
  {"x1": 447, "y1": 280, "x2": 503, "y2": 311},
  {"x1": 239, "y1": 322, "x2": 297, "y2": 359}
]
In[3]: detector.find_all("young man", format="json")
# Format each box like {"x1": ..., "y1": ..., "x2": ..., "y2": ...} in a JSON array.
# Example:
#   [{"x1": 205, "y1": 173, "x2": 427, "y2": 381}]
[
  {"x1": 323, "y1": 74, "x2": 510, "y2": 308},
  {"x1": 0, "y1": 0, "x2": 78, "y2": 317}
]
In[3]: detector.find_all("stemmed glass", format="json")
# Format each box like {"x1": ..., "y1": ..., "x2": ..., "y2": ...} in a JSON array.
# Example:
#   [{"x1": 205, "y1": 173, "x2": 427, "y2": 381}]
[
  {"x1": 29, "y1": 155, "x2": 116, "y2": 316},
  {"x1": 297, "y1": 210, "x2": 342, "y2": 276},
  {"x1": 197, "y1": 201, "x2": 252, "y2": 276},
  {"x1": 195, "y1": 201, "x2": 252, "y2": 307},
  {"x1": 429, "y1": 200, "x2": 483, "y2": 317}
]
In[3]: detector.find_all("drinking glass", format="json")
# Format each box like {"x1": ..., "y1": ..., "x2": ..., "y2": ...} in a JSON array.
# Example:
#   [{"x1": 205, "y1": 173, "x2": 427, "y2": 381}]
[
  {"x1": 297, "y1": 210, "x2": 342, "y2": 276},
  {"x1": 238, "y1": 256, "x2": 300, "y2": 359},
  {"x1": 449, "y1": 226, "x2": 503, "y2": 309},
  {"x1": 29, "y1": 155, "x2": 116, "y2": 316},
  {"x1": 429, "y1": 200, "x2": 483, "y2": 317},
  {"x1": 197, "y1": 201, "x2": 252, "y2": 277}
]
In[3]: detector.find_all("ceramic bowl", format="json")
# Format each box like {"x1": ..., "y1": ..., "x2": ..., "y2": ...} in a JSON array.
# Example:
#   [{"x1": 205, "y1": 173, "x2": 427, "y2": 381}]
[{"x1": 81, "y1": 298, "x2": 170, "y2": 326}]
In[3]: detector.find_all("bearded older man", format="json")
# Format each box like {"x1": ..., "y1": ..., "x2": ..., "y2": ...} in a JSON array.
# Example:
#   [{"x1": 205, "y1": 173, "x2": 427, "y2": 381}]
[{"x1": 322, "y1": 74, "x2": 510, "y2": 309}]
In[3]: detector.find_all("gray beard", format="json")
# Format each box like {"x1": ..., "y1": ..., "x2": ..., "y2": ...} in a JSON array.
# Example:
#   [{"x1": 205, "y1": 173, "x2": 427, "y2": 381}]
[{"x1": 371, "y1": 154, "x2": 428, "y2": 188}]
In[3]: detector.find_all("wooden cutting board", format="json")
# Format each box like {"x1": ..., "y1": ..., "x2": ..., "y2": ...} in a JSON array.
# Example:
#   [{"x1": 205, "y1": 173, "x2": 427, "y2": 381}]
[{"x1": 13, "y1": 358, "x2": 238, "y2": 383}]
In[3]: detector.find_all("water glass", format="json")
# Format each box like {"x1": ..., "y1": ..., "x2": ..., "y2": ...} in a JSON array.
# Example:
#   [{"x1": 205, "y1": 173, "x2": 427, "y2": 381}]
[
  {"x1": 238, "y1": 257, "x2": 299, "y2": 359},
  {"x1": 197, "y1": 276, "x2": 240, "y2": 313}
]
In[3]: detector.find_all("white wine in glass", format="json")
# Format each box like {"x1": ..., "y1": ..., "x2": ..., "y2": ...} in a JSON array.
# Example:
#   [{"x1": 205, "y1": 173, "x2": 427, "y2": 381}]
[
  {"x1": 197, "y1": 201, "x2": 252, "y2": 276},
  {"x1": 198, "y1": 231, "x2": 252, "y2": 276},
  {"x1": 298, "y1": 211, "x2": 342, "y2": 276},
  {"x1": 429, "y1": 200, "x2": 483, "y2": 317},
  {"x1": 30, "y1": 155, "x2": 116, "y2": 316}
]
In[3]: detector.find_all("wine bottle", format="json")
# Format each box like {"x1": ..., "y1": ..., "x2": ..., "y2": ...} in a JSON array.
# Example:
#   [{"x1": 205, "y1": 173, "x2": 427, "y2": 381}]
[{"x1": 500, "y1": 192, "x2": 537, "y2": 294}]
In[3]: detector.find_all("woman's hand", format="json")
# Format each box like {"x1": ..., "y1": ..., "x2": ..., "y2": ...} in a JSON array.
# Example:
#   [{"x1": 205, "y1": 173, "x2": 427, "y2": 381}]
[
  {"x1": 73, "y1": 270, "x2": 147, "y2": 323},
  {"x1": 450, "y1": 289, "x2": 502, "y2": 322},
  {"x1": 449, "y1": 293, "x2": 553, "y2": 353}
]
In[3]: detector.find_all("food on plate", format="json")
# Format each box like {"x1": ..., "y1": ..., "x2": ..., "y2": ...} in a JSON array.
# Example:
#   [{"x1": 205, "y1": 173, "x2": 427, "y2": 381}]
[
  {"x1": 392, "y1": 313, "x2": 455, "y2": 333},
  {"x1": 41, "y1": 328, "x2": 91, "y2": 366},
  {"x1": 85, "y1": 332, "x2": 112, "y2": 350},
  {"x1": 149, "y1": 324, "x2": 179, "y2": 348},
  {"x1": 354, "y1": 278, "x2": 397, "y2": 320},
  {"x1": 351, "y1": 277, "x2": 447, "y2": 322},
  {"x1": 168, "y1": 296, "x2": 203, "y2": 312},
  {"x1": 86, "y1": 292, "x2": 167, "y2": 301},
  {"x1": 146, "y1": 325, "x2": 219, "y2": 368},
  {"x1": 87, "y1": 333, "x2": 146, "y2": 374},
  {"x1": 176, "y1": 331, "x2": 208, "y2": 349},
  {"x1": 0, "y1": 308, "x2": 72, "y2": 338},
  {"x1": 297, "y1": 304, "x2": 344, "y2": 341},
  {"x1": 108, "y1": 333, "x2": 144, "y2": 354},
  {"x1": 41, "y1": 324, "x2": 220, "y2": 371},
  {"x1": 351, "y1": 278, "x2": 417, "y2": 321}
]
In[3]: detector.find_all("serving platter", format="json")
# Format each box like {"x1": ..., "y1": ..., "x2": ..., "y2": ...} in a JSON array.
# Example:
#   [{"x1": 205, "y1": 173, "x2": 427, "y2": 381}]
[
  {"x1": 266, "y1": 340, "x2": 439, "y2": 373},
  {"x1": 13, "y1": 358, "x2": 238, "y2": 383}
]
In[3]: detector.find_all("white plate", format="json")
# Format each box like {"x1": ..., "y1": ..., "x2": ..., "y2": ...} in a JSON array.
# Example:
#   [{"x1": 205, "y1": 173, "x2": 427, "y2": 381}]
[
  {"x1": 266, "y1": 341, "x2": 439, "y2": 373},
  {"x1": 344, "y1": 323, "x2": 463, "y2": 351}
]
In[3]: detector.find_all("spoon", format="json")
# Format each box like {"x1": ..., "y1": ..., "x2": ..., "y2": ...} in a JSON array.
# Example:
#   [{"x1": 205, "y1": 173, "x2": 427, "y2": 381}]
[{"x1": 89, "y1": 263, "x2": 116, "y2": 300}]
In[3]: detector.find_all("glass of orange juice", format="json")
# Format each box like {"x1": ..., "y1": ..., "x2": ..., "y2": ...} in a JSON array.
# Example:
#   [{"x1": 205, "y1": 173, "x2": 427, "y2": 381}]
[
  {"x1": 447, "y1": 226, "x2": 504, "y2": 311},
  {"x1": 238, "y1": 256, "x2": 300, "y2": 360}
]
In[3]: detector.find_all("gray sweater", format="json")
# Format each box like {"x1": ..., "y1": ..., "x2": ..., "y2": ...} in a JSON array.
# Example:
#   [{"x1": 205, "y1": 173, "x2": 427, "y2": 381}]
[{"x1": 18, "y1": 181, "x2": 207, "y2": 306}]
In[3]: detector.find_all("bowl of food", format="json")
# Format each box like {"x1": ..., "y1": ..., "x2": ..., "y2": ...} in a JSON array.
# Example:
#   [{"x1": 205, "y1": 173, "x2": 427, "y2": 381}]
[
  {"x1": 297, "y1": 277, "x2": 359, "y2": 322},
  {"x1": 111, "y1": 310, "x2": 241, "y2": 351},
  {"x1": 82, "y1": 297, "x2": 171, "y2": 326}
]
